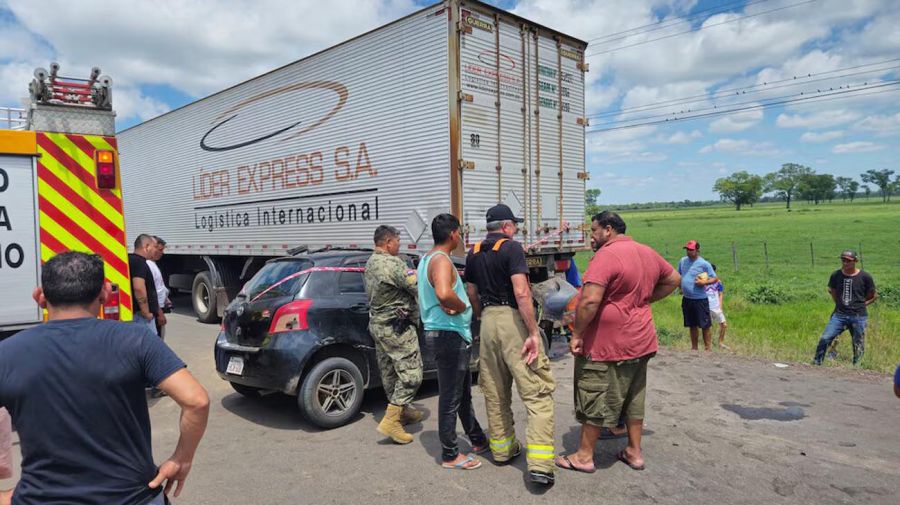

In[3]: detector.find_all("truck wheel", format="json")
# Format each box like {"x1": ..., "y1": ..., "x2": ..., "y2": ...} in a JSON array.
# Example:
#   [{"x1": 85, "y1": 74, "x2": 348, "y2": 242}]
[
  {"x1": 298, "y1": 357, "x2": 364, "y2": 429},
  {"x1": 540, "y1": 327, "x2": 551, "y2": 357},
  {"x1": 192, "y1": 271, "x2": 219, "y2": 323},
  {"x1": 230, "y1": 382, "x2": 262, "y2": 398}
]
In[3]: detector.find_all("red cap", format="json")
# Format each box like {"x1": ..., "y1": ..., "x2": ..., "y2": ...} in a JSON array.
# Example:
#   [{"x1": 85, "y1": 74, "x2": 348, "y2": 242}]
[{"x1": 684, "y1": 240, "x2": 699, "y2": 250}]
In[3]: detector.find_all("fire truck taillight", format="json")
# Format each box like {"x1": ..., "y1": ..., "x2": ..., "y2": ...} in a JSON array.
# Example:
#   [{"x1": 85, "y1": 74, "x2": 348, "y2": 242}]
[
  {"x1": 95, "y1": 150, "x2": 117, "y2": 189},
  {"x1": 103, "y1": 283, "x2": 121, "y2": 320}
]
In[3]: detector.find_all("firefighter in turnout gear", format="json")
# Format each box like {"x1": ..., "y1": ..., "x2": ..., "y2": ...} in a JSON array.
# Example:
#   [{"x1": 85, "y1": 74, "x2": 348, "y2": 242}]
[
  {"x1": 464, "y1": 204, "x2": 557, "y2": 486},
  {"x1": 364, "y1": 225, "x2": 424, "y2": 444}
]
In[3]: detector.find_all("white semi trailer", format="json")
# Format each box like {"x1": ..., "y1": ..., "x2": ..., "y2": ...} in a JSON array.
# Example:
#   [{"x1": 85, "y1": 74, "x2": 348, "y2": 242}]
[{"x1": 118, "y1": 0, "x2": 589, "y2": 323}]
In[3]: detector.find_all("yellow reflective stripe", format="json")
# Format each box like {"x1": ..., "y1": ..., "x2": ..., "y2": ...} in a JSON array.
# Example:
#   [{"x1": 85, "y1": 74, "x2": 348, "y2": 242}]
[
  {"x1": 527, "y1": 444, "x2": 555, "y2": 459},
  {"x1": 490, "y1": 435, "x2": 515, "y2": 449}
]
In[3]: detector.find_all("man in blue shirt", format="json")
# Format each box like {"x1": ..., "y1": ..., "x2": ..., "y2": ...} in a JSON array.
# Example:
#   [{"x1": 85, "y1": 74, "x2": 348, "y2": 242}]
[
  {"x1": 677, "y1": 241, "x2": 718, "y2": 351},
  {"x1": 0, "y1": 252, "x2": 209, "y2": 505}
]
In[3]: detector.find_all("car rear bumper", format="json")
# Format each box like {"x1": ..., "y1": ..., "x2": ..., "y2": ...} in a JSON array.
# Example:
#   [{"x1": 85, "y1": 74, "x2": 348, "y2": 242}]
[{"x1": 214, "y1": 330, "x2": 320, "y2": 395}]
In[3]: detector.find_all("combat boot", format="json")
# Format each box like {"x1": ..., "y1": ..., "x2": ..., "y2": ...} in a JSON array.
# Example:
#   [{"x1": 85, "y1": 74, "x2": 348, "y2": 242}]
[
  {"x1": 400, "y1": 405, "x2": 423, "y2": 425},
  {"x1": 377, "y1": 404, "x2": 413, "y2": 444}
]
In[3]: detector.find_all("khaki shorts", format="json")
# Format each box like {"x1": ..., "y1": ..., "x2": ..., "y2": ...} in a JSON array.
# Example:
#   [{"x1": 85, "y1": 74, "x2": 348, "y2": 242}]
[
  {"x1": 0, "y1": 407, "x2": 11, "y2": 479},
  {"x1": 710, "y1": 308, "x2": 726, "y2": 324},
  {"x1": 574, "y1": 354, "x2": 652, "y2": 428}
]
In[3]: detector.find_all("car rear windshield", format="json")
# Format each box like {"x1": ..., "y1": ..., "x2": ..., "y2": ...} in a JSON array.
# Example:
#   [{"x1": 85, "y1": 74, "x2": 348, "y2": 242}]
[{"x1": 244, "y1": 259, "x2": 313, "y2": 300}]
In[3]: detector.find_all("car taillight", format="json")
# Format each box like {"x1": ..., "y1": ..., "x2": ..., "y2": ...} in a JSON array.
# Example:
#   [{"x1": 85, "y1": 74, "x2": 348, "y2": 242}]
[
  {"x1": 554, "y1": 259, "x2": 570, "y2": 272},
  {"x1": 103, "y1": 283, "x2": 121, "y2": 320},
  {"x1": 269, "y1": 299, "x2": 313, "y2": 333},
  {"x1": 95, "y1": 150, "x2": 117, "y2": 189}
]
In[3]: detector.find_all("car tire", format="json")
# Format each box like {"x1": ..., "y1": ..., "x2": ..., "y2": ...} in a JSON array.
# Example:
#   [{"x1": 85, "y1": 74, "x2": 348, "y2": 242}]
[
  {"x1": 192, "y1": 271, "x2": 219, "y2": 323},
  {"x1": 298, "y1": 357, "x2": 364, "y2": 429},
  {"x1": 229, "y1": 382, "x2": 262, "y2": 398}
]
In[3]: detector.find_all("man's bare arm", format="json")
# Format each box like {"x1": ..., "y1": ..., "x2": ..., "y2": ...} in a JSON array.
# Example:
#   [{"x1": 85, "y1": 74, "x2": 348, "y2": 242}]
[
  {"x1": 828, "y1": 287, "x2": 839, "y2": 304},
  {"x1": 149, "y1": 369, "x2": 210, "y2": 498},
  {"x1": 570, "y1": 282, "x2": 606, "y2": 355},
  {"x1": 466, "y1": 282, "x2": 482, "y2": 320},
  {"x1": 865, "y1": 290, "x2": 878, "y2": 306},
  {"x1": 649, "y1": 271, "x2": 681, "y2": 303},
  {"x1": 430, "y1": 255, "x2": 467, "y2": 314},
  {"x1": 511, "y1": 273, "x2": 542, "y2": 364},
  {"x1": 132, "y1": 277, "x2": 152, "y2": 319}
]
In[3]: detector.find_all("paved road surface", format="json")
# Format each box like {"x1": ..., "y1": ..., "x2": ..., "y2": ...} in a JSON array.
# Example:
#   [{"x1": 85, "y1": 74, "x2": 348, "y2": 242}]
[{"x1": 3, "y1": 310, "x2": 898, "y2": 504}]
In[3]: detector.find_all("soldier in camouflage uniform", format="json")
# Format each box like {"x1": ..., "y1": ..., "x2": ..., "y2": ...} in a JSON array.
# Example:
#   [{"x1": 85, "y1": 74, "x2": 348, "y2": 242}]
[{"x1": 364, "y1": 225, "x2": 424, "y2": 444}]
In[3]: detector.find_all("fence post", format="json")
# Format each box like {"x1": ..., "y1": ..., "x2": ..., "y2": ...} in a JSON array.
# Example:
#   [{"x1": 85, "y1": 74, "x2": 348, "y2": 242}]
[
  {"x1": 859, "y1": 241, "x2": 864, "y2": 269},
  {"x1": 764, "y1": 241, "x2": 769, "y2": 275},
  {"x1": 810, "y1": 242, "x2": 815, "y2": 268},
  {"x1": 665, "y1": 243, "x2": 669, "y2": 258},
  {"x1": 731, "y1": 242, "x2": 738, "y2": 271}
]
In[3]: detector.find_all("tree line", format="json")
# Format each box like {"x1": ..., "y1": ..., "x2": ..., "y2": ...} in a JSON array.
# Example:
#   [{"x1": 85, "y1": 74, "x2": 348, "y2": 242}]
[{"x1": 713, "y1": 165, "x2": 898, "y2": 210}]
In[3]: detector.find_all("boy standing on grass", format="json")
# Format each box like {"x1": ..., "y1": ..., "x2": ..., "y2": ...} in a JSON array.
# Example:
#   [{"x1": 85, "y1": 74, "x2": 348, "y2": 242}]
[
  {"x1": 812, "y1": 250, "x2": 877, "y2": 366},
  {"x1": 705, "y1": 264, "x2": 728, "y2": 349}
]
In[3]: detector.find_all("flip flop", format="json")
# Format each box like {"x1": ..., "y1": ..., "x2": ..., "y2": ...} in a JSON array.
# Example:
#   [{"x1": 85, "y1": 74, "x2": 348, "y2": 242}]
[
  {"x1": 442, "y1": 454, "x2": 482, "y2": 470},
  {"x1": 599, "y1": 427, "x2": 628, "y2": 440},
  {"x1": 555, "y1": 454, "x2": 596, "y2": 474},
  {"x1": 617, "y1": 450, "x2": 645, "y2": 471}
]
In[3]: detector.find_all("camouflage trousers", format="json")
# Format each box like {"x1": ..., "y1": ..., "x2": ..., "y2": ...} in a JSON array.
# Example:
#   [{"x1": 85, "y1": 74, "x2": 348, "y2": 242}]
[{"x1": 370, "y1": 323, "x2": 423, "y2": 406}]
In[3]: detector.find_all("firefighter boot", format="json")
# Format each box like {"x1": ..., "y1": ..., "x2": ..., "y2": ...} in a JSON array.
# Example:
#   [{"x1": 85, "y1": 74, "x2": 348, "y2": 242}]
[
  {"x1": 377, "y1": 404, "x2": 413, "y2": 444},
  {"x1": 400, "y1": 405, "x2": 423, "y2": 425}
]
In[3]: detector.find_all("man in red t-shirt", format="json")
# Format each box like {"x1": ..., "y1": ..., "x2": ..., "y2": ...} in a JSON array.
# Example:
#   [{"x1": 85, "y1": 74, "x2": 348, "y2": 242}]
[{"x1": 555, "y1": 211, "x2": 680, "y2": 474}]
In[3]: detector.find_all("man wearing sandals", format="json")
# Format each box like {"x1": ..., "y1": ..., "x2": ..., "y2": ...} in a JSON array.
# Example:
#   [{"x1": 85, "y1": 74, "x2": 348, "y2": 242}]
[
  {"x1": 418, "y1": 214, "x2": 488, "y2": 470},
  {"x1": 556, "y1": 211, "x2": 680, "y2": 474}
]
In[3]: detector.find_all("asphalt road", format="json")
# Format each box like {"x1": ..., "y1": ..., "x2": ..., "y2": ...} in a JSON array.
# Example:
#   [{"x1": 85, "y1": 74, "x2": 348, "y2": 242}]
[{"x1": 3, "y1": 309, "x2": 899, "y2": 504}]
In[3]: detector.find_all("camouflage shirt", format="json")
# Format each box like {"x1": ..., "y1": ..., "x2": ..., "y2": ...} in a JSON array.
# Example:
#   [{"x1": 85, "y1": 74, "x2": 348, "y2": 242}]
[{"x1": 364, "y1": 250, "x2": 419, "y2": 326}]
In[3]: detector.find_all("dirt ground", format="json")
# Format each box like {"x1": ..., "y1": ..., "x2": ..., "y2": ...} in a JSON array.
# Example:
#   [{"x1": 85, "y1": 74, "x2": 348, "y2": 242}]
[{"x1": 2, "y1": 311, "x2": 898, "y2": 504}]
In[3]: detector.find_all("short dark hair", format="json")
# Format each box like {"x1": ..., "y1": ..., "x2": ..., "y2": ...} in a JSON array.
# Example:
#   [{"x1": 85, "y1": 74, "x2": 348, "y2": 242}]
[
  {"x1": 373, "y1": 225, "x2": 400, "y2": 245},
  {"x1": 134, "y1": 233, "x2": 154, "y2": 250},
  {"x1": 710, "y1": 263, "x2": 717, "y2": 272},
  {"x1": 431, "y1": 214, "x2": 460, "y2": 244},
  {"x1": 592, "y1": 211, "x2": 626, "y2": 234},
  {"x1": 153, "y1": 236, "x2": 166, "y2": 246},
  {"x1": 41, "y1": 252, "x2": 105, "y2": 307}
]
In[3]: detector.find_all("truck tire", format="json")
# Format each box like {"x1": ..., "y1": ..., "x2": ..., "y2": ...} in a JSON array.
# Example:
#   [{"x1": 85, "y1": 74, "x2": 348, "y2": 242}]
[
  {"x1": 192, "y1": 271, "x2": 219, "y2": 323},
  {"x1": 298, "y1": 357, "x2": 364, "y2": 429}
]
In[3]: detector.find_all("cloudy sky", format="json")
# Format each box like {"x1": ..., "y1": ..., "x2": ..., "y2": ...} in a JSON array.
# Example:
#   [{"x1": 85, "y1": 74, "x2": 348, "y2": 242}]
[{"x1": 2, "y1": 0, "x2": 898, "y2": 204}]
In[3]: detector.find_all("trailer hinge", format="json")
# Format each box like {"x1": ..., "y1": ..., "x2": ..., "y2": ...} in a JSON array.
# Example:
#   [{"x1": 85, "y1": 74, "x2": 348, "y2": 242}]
[
  {"x1": 495, "y1": 164, "x2": 502, "y2": 172},
  {"x1": 577, "y1": 171, "x2": 590, "y2": 180},
  {"x1": 458, "y1": 91, "x2": 473, "y2": 103},
  {"x1": 457, "y1": 21, "x2": 473, "y2": 34},
  {"x1": 459, "y1": 159, "x2": 475, "y2": 170},
  {"x1": 577, "y1": 62, "x2": 590, "y2": 72},
  {"x1": 576, "y1": 117, "x2": 590, "y2": 126}
]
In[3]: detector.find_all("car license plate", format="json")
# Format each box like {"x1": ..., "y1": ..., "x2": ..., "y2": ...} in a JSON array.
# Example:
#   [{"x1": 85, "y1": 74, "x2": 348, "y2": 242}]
[
  {"x1": 226, "y1": 356, "x2": 244, "y2": 376},
  {"x1": 526, "y1": 256, "x2": 544, "y2": 268}
]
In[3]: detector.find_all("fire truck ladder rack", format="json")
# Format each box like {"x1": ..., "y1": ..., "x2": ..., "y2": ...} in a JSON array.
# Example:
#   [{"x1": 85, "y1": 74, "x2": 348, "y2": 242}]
[{"x1": 29, "y1": 62, "x2": 113, "y2": 110}]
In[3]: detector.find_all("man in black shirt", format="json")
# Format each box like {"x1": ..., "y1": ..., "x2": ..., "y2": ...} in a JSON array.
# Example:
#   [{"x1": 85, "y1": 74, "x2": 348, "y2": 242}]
[
  {"x1": 813, "y1": 249, "x2": 877, "y2": 365},
  {"x1": 129, "y1": 234, "x2": 159, "y2": 335},
  {"x1": 464, "y1": 204, "x2": 556, "y2": 486}
]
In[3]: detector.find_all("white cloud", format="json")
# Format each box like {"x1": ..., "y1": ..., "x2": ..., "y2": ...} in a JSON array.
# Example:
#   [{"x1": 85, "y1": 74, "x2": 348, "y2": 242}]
[
  {"x1": 115, "y1": 87, "x2": 171, "y2": 122},
  {"x1": 699, "y1": 138, "x2": 783, "y2": 156},
  {"x1": 832, "y1": 141, "x2": 886, "y2": 153},
  {"x1": 854, "y1": 112, "x2": 900, "y2": 136},
  {"x1": 709, "y1": 109, "x2": 763, "y2": 133},
  {"x1": 800, "y1": 130, "x2": 844, "y2": 143},
  {"x1": 776, "y1": 109, "x2": 862, "y2": 129},
  {"x1": 660, "y1": 130, "x2": 702, "y2": 144}
]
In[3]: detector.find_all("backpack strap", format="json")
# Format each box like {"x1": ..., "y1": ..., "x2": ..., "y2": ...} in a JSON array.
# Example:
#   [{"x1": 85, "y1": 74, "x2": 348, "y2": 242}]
[
  {"x1": 492, "y1": 238, "x2": 508, "y2": 251},
  {"x1": 472, "y1": 241, "x2": 484, "y2": 254}
]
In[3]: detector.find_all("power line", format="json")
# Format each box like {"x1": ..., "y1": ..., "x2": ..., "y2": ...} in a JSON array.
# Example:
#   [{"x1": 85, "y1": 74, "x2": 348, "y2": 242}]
[
  {"x1": 586, "y1": 0, "x2": 771, "y2": 45},
  {"x1": 585, "y1": 0, "x2": 818, "y2": 57},
  {"x1": 592, "y1": 71, "x2": 900, "y2": 127},
  {"x1": 585, "y1": 81, "x2": 900, "y2": 134},
  {"x1": 589, "y1": 57, "x2": 900, "y2": 120}
]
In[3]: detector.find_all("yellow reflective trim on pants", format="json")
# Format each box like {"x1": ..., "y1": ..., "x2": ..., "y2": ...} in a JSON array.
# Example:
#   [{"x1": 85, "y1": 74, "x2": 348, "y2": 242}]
[
  {"x1": 527, "y1": 444, "x2": 555, "y2": 459},
  {"x1": 490, "y1": 435, "x2": 515, "y2": 450}
]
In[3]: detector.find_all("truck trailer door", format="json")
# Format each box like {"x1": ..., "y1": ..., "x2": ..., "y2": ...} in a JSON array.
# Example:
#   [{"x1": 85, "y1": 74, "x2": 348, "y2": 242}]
[{"x1": 0, "y1": 154, "x2": 42, "y2": 329}]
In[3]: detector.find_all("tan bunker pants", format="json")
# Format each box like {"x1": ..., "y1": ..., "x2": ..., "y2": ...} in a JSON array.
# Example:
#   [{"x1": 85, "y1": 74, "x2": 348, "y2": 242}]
[{"x1": 478, "y1": 306, "x2": 556, "y2": 473}]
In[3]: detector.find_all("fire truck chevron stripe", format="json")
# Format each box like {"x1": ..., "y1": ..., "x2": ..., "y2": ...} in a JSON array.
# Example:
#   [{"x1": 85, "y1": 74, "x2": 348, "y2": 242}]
[
  {"x1": 36, "y1": 132, "x2": 133, "y2": 321},
  {"x1": 37, "y1": 143, "x2": 123, "y2": 228},
  {"x1": 38, "y1": 196, "x2": 128, "y2": 273},
  {"x1": 37, "y1": 162, "x2": 125, "y2": 241}
]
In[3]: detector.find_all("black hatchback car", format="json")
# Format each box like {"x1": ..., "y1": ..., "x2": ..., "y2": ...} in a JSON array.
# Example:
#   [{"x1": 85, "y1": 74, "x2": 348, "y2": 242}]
[{"x1": 214, "y1": 249, "x2": 476, "y2": 429}]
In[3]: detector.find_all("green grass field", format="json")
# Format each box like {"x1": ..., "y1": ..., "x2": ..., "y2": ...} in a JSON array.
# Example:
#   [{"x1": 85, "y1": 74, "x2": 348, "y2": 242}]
[{"x1": 573, "y1": 199, "x2": 900, "y2": 373}]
